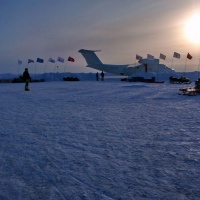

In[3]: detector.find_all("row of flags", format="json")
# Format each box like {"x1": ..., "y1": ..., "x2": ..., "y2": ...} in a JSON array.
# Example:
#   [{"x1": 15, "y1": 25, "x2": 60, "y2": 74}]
[
  {"x1": 136, "y1": 52, "x2": 193, "y2": 61},
  {"x1": 18, "y1": 56, "x2": 75, "y2": 65}
]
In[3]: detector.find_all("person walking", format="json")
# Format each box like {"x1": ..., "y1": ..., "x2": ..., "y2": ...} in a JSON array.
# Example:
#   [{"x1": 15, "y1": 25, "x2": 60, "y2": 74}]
[{"x1": 23, "y1": 68, "x2": 31, "y2": 91}]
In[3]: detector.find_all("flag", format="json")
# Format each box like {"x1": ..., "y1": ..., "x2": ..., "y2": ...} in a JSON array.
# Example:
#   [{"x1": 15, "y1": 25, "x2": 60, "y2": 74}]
[
  {"x1": 68, "y1": 56, "x2": 75, "y2": 62},
  {"x1": 57, "y1": 57, "x2": 64, "y2": 63},
  {"x1": 136, "y1": 54, "x2": 143, "y2": 61},
  {"x1": 28, "y1": 59, "x2": 34, "y2": 63},
  {"x1": 173, "y1": 52, "x2": 181, "y2": 59},
  {"x1": 36, "y1": 58, "x2": 44, "y2": 63},
  {"x1": 159, "y1": 53, "x2": 166, "y2": 60},
  {"x1": 18, "y1": 60, "x2": 22, "y2": 65},
  {"x1": 187, "y1": 53, "x2": 192, "y2": 60},
  {"x1": 48, "y1": 57, "x2": 55, "y2": 63},
  {"x1": 147, "y1": 54, "x2": 154, "y2": 59}
]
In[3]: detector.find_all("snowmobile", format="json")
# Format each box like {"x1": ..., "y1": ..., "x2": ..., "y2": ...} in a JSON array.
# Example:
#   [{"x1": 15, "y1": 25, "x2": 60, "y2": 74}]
[
  {"x1": 169, "y1": 76, "x2": 191, "y2": 84},
  {"x1": 179, "y1": 78, "x2": 200, "y2": 96}
]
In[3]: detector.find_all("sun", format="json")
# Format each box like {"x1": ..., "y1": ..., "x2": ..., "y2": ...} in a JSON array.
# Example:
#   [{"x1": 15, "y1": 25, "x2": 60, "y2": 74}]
[{"x1": 185, "y1": 13, "x2": 200, "y2": 44}]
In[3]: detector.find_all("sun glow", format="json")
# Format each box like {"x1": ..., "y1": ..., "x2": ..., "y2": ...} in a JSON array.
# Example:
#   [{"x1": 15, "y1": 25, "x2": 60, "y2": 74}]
[{"x1": 185, "y1": 13, "x2": 200, "y2": 44}]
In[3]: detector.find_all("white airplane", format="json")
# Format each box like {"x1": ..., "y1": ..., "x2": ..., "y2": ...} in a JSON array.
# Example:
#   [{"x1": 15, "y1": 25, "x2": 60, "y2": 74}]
[{"x1": 78, "y1": 49, "x2": 173, "y2": 76}]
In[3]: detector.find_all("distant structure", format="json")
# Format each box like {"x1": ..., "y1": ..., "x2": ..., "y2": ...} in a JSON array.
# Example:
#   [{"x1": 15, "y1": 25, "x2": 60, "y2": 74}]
[{"x1": 78, "y1": 49, "x2": 173, "y2": 77}]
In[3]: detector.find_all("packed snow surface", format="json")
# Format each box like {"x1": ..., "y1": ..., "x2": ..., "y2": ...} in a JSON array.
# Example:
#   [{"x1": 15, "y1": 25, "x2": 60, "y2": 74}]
[{"x1": 0, "y1": 77, "x2": 200, "y2": 199}]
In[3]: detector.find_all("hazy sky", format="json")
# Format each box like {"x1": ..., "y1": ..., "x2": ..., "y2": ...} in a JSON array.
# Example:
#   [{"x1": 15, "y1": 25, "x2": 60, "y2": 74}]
[{"x1": 1, "y1": 0, "x2": 200, "y2": 74}]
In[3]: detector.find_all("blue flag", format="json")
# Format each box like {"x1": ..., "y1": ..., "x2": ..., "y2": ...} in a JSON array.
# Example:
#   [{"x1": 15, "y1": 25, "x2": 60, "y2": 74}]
[
  {"x1": 48, "y1": 57, "x2": 55, "y2": 63},
  {"x1": 37, "y1": 58, "x2": 44, "y2": 63},
  {"x1": 28, "y1": 59, "x2": 34, "y2": 63},
  {"x1": 57, "y1": 57, "x2": 64, "y2": 63}
]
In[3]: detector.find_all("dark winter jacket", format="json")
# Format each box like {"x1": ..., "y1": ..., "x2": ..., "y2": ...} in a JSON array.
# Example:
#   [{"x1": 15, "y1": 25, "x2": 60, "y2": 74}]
[{"x1": 23, "y1": 70, "x2": 31, "y2": 80}]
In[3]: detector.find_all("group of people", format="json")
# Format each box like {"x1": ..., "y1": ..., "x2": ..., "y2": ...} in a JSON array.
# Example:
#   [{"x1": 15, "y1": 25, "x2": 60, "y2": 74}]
[
  {"x1": 22, "y1": 68, "x2": 105, "y2": 91},
  {"x1": 96, "y1": 71, "x2": 104, "y2": 81}
]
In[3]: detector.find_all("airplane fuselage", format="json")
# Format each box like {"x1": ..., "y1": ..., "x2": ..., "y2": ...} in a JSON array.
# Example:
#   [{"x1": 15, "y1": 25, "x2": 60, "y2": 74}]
[
  {"x1": 79, "y1": 49, "x2": 173, "y2": 76},
  {"x1": 86, "y1": 64, "x2": 130, "y2": 76}
]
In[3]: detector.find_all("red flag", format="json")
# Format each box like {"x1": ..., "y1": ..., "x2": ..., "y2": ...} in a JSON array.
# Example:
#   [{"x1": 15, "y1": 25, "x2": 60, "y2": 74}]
[
  {"x1": 136, "y1": 54, "x2": 142, "y2": 61},
  {"x1": 68, "y1": 56, "x2": 75, "y2": 62},
  {"x1": 187, "y1": 53, "x2": 192, "y2": 60}
]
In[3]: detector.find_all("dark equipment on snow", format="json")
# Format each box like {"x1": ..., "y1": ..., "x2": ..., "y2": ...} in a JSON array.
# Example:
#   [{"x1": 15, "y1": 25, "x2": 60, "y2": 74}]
[
  {"x1": 169, "y1": 76, "x2": 191, "y2": 84},
  {"x1": 179, "y1": 78, "x2": 200, "y2": 96}
]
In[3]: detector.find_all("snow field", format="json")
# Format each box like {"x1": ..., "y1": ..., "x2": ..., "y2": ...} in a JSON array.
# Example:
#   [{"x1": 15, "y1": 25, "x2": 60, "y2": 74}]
[{"x1": 0, "y1": 81, "x2": 200, "y2": 199}]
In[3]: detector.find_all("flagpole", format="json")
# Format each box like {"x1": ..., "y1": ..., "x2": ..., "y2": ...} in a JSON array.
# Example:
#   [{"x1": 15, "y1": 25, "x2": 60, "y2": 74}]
[
  {"x1": 171, "y1": 57, "x2": 174, "y2": 75},
  {"x1": 34, "y1": 62, "x2": 37, "y2": 80},
  {"x1": 184, "y1": 57, "x2": 188, "y2": 77},
  {"x1": 198, "y1": 40, "x2": 200, "y2": 79},
  {"x1": 54, "y1": 61, "x2": 57, "y2": 81},
  {"x1": 156, "y1": 58, "x2": 159, "y2": 81},
  {"x1": 54, "y1": 64, "x2": 57, "y2": 73},
  {"x1": 199, "y1": 41, "x2": 200, "y2": 78},
  {"x1": 43, "y1": 60, "x2": 48, "y2": 80},
  {"x1": 18, "y1": 63, "x2": 19, "y2": 75},
  {"x1": 64, "y1": 61, "x2": 68, "y2": 74},
  {"x1": 44, "y1": 60, "x2": 48, "y2": 74}
]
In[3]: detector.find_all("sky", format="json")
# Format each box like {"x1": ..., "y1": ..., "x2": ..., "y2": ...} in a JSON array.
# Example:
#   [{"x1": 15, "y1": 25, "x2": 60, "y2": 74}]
[{"x1": 1, "y1": 0, "x2": 200, "y2": 74}]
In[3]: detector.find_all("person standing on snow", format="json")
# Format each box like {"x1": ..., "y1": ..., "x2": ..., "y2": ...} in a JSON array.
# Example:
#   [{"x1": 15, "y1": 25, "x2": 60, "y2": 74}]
[
  {"x1": 96, "y1": 72, "x2": 99, "y2": 81},
  {"x1": 23, "y1": 68, "x2": 31, "y2": 91},
  {"x1": 101, "y1": 71, "x2": 104, "y2": 81}
]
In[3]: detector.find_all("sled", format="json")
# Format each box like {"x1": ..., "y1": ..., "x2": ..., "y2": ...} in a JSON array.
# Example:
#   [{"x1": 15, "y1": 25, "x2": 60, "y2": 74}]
[
  {"x1": 63, "y1": 77, "x2": 80, "y2": 81},
  {"x1": 148, "y1": 81, "x2": 165, "y2": 84},
  {"x1": 179, "y1": 88, "x2": 200, "y2": 96}
]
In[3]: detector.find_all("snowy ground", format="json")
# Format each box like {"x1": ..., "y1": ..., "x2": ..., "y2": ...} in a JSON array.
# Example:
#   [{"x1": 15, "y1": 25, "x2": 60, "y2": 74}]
[{"x1": 0, "y1": 78, "x2": 200, "y2": 199}]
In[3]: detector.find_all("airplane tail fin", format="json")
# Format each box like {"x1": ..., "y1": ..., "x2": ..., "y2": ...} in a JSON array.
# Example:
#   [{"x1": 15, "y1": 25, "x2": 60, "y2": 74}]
[{"x1": 78, "y1": 49, "x2": 103, "y2": 65}]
